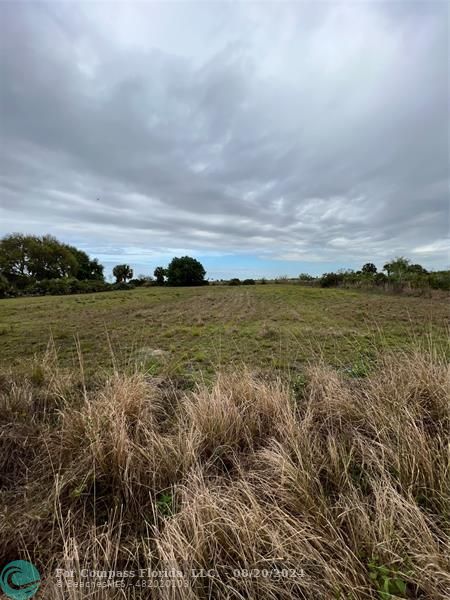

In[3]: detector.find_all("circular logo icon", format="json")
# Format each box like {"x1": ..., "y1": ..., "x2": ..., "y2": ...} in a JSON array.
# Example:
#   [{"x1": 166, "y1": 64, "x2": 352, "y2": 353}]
[{"x1": 0, "y1": 560, "x2": 41, "y2": 600}]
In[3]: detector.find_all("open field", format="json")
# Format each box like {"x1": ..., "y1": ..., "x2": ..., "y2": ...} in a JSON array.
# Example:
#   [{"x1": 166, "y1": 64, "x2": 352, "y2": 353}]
[
  {"x1": 1, "y1": 286, "x2": 449, "y2": 599},
  {"x1": 0, "y1": 285, "x2": 448, "y2": 379}
]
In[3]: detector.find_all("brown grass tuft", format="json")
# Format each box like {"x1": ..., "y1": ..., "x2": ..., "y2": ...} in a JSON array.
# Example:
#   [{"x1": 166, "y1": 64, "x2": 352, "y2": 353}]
[{"x1": 0, "y1": 349, "x2": 448, "y2": 599}]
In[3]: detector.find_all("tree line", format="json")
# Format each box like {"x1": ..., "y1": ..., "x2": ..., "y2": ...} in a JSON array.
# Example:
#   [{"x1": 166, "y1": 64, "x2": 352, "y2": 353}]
[
  {"x1": 0, "y1": 233, "x2": 207, "y2": 297},
  {"x1": 315, "y1": 258, "x2": 449, "y2": 291},
  {"x1": 1, "y1": 233, "x2": 448, "y2": 297}
]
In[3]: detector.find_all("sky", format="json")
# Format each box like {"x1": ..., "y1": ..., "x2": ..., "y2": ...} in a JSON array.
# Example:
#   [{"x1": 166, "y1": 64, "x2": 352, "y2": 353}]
[{"x1": 0, "y1": 1, "x2": 448, "y2": 280}]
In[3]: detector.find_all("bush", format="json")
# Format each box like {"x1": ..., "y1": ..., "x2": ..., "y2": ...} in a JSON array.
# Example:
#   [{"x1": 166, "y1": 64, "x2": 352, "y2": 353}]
[
  {"x1": 30, "y1": 278, "x2": 71, "y2": 295},
  {"x1": 275, "y1": 275, "x2": 289, "y2": 283},
  {"x1": 27, "y1": 278, "x2": 110, "y2": 296},
  {"x1": 111, "y1": 282, "x2": 134, "y2": 291},
  {"x1": 228, "y1": 278, "x2": 241, "y2": 286},
  {"x1": 129, "y1": 276, "x2": 154, "y2": 287},
  {"x1": 316, "y1": 261, "x2": 448, "y2": 294},
  {"x1": 320, "y1": 272, "x2": 345, "y2": 288},
  {"x1": 0, "y1": 273, "x2": 11, "y2": 298},
  {"x1": 242, "y1": 278, "x2": 256, "y2": 285},
  {"x1": 428, "y1": 271, "x2": 450, "y2": 291},
  {"x1": 75, "y1": 280, "x2": 109, "y2": 293},
  {"x1": 374, "y1": 272, "x2": 388, "y2": 286},
  {"x1": 14, "y1": 275, "x2": 34, "y2": 290}
]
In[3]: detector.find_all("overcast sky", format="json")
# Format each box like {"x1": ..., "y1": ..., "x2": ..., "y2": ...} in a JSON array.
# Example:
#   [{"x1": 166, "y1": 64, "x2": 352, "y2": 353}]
[{"x1": 0, "y1": 1, "x2": 448, "y2": 278}]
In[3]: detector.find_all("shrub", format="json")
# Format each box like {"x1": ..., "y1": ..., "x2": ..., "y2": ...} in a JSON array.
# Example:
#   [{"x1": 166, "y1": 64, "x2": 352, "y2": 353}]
[
  {"x1": 111, "y1": 281, "x2": 134, "y2": 291},
  {"x1": 228, "y1": 278, "x2": 241, "y2": 286},
  {"x1": 298, "y1": 273, "x2": 314, "y2": 281},
  {"x1": 30, "y1": 278, "x2": 71, "y2": 295},
  {"x1": 374, "y1": 272, "x2": 388, "y2": 286},
  {"x1": 75, "y1": 279, "x2": 109, "y2": 293},
  {"x1": 320, "y1": 272, "x2": 344, "y2": 287},
  {"x1": 0, "y1": 273, "x2": 11, "y2": 298},
  {"x1": 428, "y1": 271, "x2": 450, "y2": 291},
  {"x1": 27, "y1": 278, "x2": 109, "y2": 296},
  {"x1": 129, "y1": 276, "x2": 154, "y2": 287},
  {"x1": 275, "y1": 275, "x2": 289, "y2": 283},
  {"x1": 242, "y1": 278, "x2": 256, "y2": 285}
]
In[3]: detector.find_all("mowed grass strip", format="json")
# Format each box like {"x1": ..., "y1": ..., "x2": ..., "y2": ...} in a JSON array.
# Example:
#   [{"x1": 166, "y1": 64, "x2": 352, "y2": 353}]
[{"x1": 0, "y1": 285, "x2": 448, "y2": 377}]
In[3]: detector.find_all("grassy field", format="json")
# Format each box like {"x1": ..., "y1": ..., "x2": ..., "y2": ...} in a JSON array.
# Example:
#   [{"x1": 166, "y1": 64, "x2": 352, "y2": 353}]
[
  {"x1": 1, "y1": 285, "x2": 449, "y2": 599},
  {"x1": 1, "y1": 344, "x2": 449, "y2": 598},
  {"x1": 0, "y1": 284, "x2": 448, "y2": 378}
]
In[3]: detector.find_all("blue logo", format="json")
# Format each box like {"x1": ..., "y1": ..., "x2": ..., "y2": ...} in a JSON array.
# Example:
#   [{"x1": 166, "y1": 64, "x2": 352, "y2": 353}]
[{"x1": 0, "y1": 561, "x2": 41, "y2": 600}]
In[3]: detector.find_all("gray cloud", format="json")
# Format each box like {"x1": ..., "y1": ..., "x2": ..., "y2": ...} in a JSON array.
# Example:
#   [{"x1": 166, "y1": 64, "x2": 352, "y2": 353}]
[{"x1": 0, "y1": 1, "x2": 448, "y2": 274}]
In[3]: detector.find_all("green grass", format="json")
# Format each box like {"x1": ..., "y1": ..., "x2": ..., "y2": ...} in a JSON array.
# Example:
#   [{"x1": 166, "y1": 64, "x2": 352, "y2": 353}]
[{"x1": 0, "y1": 285, "x2": 448, "y2": 378}]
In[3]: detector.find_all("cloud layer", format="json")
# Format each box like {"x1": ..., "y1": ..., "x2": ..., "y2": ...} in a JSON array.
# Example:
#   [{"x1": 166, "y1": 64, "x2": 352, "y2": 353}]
[{"x1": 0, "y1": 1, "x2": 448, "y2": 275}]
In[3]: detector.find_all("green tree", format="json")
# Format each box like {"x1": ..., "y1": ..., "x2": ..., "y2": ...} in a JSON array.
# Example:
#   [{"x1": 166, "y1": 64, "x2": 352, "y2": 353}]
[
  {"x1": 383, "y1": 257, "x2": 412, "y2": 283},
  {"x1": 0, "y1": 233, "x2": 80, "y2": 282},
  {"x1": 154, "y1": 266, "x2": 167, "y2": 285},
  {"x1": 27, "y1": 235, "x2": 78, "y2": 280},
  {"x1": 113, "y1": 264, "x2": 133, "y2": 283},
  {"x1": 0, "y1": 233, "x2": 34, "y2": 280},
  {"x1": 361, "y1": 262, "x2": 377, "y2": 274},
  {"x1": 67, "y1": 246, "x2": 104, "y2": 281},
  {"x1": 408, "y1": 263, "x2": 427, "y2": 274},
  {"x1": 0, "y1": 233, "x2": 106, "y2": 294},
  {"x1": 383, "y1": 257, "x2": 410, "y2": 277},
  {"x1": 166, "y1": 256, "x2": 206, "y2": 286}
]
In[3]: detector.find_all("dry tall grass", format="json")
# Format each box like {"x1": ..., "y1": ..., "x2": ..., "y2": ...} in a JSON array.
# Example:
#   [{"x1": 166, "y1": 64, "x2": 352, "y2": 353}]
[{"x1": 0, "y1": 348, "x2": 448, "y2": 599}]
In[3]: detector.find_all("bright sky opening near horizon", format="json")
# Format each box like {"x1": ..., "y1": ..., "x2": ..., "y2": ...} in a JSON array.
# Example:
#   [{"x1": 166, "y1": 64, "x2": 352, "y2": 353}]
[{"x1": 0, "y1": 1, "x2": 448, "y2": 280}]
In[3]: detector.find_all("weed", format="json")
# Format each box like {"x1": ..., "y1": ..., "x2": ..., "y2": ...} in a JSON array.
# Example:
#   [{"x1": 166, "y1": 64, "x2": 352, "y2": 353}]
[
  {"x1": 156, "y1": 491, "x2": 174, "y2": 517},
  {"x1": 30, "y1": 364, "x2": 45, "y2": 385},
  {"x1": 368, "y1": 558, "x2": 408, "y2": 599}
]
